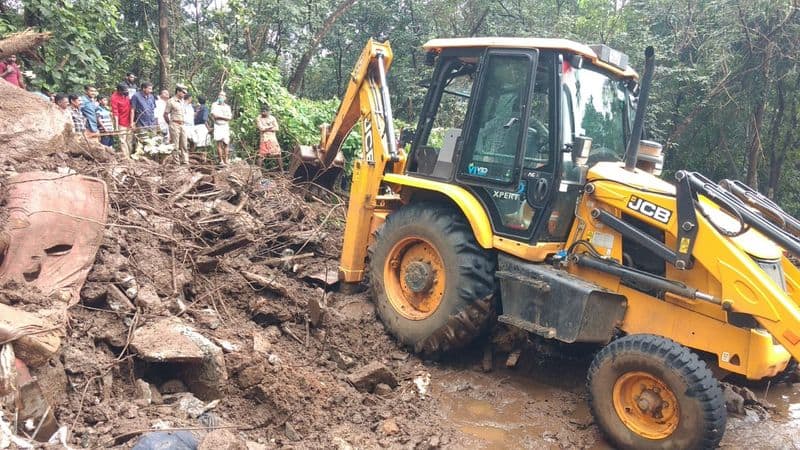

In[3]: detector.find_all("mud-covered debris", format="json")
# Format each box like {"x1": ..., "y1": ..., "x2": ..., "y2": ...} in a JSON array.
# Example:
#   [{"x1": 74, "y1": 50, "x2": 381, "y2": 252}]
[
  {"x1": 79, "y1": 282, "x2": 107, "y2": 306},
  {"x1": 252, "y1": 332, "x2": 271, "y2": 355},
  {"x1": 134, "y1": 284, "x2": 162, "y2": 312},
  {"x1": 374, "y1": 383, "x2": 393, "y2": 396},
  {"x1": 199, "y1": 429, "x2": 247, "y2": 450},
  {"x1": 0, "y1": 304, "x2": 61, "y2": 367},
  {"x1": 308, "y1": 296, "x2": 325, "y2": 327},
  {"x1": 284, "y1": 421, "x2": 301, "y2": 441},
  {"x1": 17, "y1": 376, "x2": 59, "y2": 441},
  {"x1": 243, "y1": 271, "x2": 289, "y2": 297},
  {"x1": 347, "y1": 362, "x2": 398, "y2": 393},
  {"x1": 106, "y1": 284, "x2": 135, "y2": 312},
  {"x1": 130, "y1": 318, "x2": 227, "y2": 399},
  {"x1": 237, "y1": 363, "x2": 266, "y2": 388},
  {"x1": 131, "y1": 431, "x2": 198, "y2": 450},
  {"x1": 380, "y1": 417, "x2": 400, "y2": 435}
]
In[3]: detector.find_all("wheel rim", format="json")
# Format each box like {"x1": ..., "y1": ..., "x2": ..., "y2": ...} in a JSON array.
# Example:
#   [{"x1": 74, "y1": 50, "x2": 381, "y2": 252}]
[
  {"x1": 612, "y1": 371, "x2": 680, "y2": 440},
  {"x1": 383, "y1": 236, "x2": 446, "y2": 321}
]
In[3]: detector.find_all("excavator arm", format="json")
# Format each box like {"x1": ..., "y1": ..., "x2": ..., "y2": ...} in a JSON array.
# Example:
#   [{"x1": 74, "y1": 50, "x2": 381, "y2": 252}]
[{"x1": 290, "y1": 39, "x2": 406, "y2": 283}]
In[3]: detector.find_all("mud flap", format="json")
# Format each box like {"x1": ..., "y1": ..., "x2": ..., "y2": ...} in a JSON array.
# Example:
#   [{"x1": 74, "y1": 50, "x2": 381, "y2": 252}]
[{"x1": 496, "y1": 254, "x2": 627, "y2": 344}]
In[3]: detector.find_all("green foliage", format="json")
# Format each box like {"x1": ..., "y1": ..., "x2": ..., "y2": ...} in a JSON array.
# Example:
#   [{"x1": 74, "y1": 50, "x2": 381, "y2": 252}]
[
  {"x1": 22, "y1": 0, "x2": 122, "y2": 92},
  {"x1": 225, "y1": 60, "x2": 362, "y2": 162}
]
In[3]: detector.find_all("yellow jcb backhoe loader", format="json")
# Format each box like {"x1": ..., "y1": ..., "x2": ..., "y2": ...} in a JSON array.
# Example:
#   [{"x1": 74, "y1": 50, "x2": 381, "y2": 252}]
[{"x1": 293, "y1": 38, "x2": 800, "y2": 449}]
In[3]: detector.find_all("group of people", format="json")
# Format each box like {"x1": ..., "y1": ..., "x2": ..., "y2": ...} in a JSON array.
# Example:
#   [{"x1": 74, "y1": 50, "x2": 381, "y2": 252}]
[{"x1": 2, "y1": 55, "x2": 284, "y2": 168}]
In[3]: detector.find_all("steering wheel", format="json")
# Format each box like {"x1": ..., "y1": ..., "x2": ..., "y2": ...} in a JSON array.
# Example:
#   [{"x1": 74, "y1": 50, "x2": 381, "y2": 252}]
[{"x1": 526, "y1": 117, "x2": 549, "y2": 160}]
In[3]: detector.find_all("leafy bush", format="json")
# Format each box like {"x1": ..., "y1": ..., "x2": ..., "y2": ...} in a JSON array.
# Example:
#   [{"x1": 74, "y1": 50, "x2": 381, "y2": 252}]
[{"x1": 226, "y1": 60, "x2": 362, "y2": 165}]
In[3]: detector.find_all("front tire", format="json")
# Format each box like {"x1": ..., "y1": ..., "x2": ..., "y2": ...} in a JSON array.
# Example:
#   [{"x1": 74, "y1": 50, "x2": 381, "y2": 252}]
[
  {"x1": 368, "y1": 203, "x2": 496, "y2": 356},
  {"x1": 588, "y1": 334, "x2": 727, "y2": 449}
]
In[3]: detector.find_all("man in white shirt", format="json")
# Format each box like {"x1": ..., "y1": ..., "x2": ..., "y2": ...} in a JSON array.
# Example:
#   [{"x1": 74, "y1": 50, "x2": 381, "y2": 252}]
[
  {"x1": 155, "y1": 89, "x2": 170, "y2": 138},
  {"x1": 210, "y1": 91, "x2": 232, "y2": 165}
]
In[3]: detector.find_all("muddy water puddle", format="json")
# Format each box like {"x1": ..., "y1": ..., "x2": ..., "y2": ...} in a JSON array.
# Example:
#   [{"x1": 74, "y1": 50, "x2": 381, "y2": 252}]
[
  {"x1": 430, "y1": 351, "x2": 800, "y2": 449},
  {"x1": 430, "y1": 353, "x2": 607, "y2": 449}
]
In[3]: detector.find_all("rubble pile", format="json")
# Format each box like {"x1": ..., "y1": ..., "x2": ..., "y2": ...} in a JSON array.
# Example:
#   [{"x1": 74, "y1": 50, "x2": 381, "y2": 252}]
[{"x1": 0, "y1": 154, "x2": 451, "y2": 449}]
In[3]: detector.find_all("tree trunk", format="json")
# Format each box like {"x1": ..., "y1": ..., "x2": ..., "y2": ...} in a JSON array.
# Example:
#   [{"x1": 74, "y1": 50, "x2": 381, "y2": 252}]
[
  {"x1": 287, "y1": 0, "x2": 359, "y2": 94},
  {"x1": 0, "y1": 29, "x2": 51, "y2": 59},
  {"x1": 745, "y1": 100, "x2": 765, "y2": 188},
  {"x1": 158, "y1": 0, "x2": 171, "y2": 90}
]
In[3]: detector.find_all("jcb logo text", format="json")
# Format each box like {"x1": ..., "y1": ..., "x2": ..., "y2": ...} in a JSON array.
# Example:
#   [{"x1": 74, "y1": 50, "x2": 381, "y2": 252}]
[{"x1": 627, "y1": 196, "x2": 672, "y2": 224}]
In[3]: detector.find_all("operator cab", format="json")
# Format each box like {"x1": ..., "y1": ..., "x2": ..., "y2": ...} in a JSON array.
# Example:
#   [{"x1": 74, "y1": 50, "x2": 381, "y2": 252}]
[{"x1": 407, "y1": 38, "x2": 642, "y2": 244}]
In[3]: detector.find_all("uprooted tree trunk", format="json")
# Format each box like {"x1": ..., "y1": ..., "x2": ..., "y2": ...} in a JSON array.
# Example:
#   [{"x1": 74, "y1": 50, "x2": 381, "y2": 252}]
[
  {"x1": 0, "y1": 82, "x2": 111, "y2": 165},
  {"x1": 0, "y1": 29, "x2": 51, "y2": 59},
  {"x1": 287, "y1": 0, "x2": 358, "y2": 94}
]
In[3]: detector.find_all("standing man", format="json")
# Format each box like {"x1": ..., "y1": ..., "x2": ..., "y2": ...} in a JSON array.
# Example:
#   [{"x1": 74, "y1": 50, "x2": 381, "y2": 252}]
[
  {"x1": 164, "y1": 86, "x2": 188, "y2": 164},
  {"x1": 183, "y1": 92, "x2": 197, "y2": 152},
  {"x1": 193, "y1": 96, "x2": 210, "y2": 148},
  {"x1": 111, "y1": 84, "x2": 132, "y2": 158},
  {"x1": 68, "y1": 94, "x2": 86, "y2": 135},
  {"x1": 155, "y1": 89, "x2": 170, "y2": 137},
  {"x1": 123, "y1": 72, "x2": 137, "y2": 98},
  {"x1": 210, "y1": 91, "x2": 232, "y2": 166},
  {"x1": 79, "y1": 85, "x2": 100, "y2": 137},
  {"x1": 131, "y1": 82, "x2": 157, "y2": 153},
  {"x1": 0, "y1": 55, "x2": 25, "y2": 89},
  {"x1": 256, "y1": 105, "x2": 281, "y2": 171},
  {"x1": 96, "y1": 95, "x2": 114, "y2": 147}
]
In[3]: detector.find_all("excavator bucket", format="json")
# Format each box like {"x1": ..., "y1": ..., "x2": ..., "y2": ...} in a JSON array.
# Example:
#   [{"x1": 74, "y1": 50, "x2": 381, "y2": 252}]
[{"x1": 288, "y1": 143, "x2": 346, "y2": 192}]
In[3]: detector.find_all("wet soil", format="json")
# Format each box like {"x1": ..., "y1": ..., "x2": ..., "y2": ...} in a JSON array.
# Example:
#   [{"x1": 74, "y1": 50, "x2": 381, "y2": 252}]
[
  {"x1": 428, "y1": 346, "x2": 800, "y2": 449},
  {"x1": 1, "y1": 147, "x2": 799, "y2": 449}
]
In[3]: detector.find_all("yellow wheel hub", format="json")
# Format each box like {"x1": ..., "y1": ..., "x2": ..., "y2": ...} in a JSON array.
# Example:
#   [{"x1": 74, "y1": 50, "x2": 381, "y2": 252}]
[
  {"x1": 383, "y1": 236, "x2": 446, "y2": 321},
  {"x1": 612, "y1": 371, "x2": 680, "y2": 440}
]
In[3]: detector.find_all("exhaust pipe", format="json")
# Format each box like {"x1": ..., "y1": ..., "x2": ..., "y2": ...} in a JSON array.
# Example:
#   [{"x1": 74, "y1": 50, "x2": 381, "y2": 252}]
[{"x1": 624, "y1": 46, "x2": 655, "y2": 171}]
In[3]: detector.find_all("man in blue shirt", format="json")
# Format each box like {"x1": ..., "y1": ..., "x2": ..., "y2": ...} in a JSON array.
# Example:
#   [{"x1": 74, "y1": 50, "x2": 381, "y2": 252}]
[
  {"x1": 131, "y1": 81, "x2": 157, "y2": 129},
  {"x1": 79, "y1": 85, "x2": 99, "y2": 134}
]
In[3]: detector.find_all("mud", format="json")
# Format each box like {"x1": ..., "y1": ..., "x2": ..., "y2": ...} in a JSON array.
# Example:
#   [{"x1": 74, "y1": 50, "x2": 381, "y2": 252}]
[{"x1": 0, "y1": 146, "x2": 799, "y2": 449}]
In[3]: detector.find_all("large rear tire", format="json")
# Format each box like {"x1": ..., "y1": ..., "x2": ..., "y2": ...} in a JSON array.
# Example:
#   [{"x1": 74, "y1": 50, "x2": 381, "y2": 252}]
[
  {"x1": 368, "y1": 203, "x2": 496, "y2": 356},
  {"x1": 588, "y1": 334, "x2": 726, "y2": 449}
]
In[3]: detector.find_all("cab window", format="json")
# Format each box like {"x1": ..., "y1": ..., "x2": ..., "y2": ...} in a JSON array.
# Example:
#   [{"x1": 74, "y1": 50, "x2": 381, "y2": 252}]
[{"x1": 459, "y1": 54, "x2": 532, "y2": 184}]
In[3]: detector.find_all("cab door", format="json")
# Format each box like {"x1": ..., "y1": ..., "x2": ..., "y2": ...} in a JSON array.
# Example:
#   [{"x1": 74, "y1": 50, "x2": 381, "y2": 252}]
[{"x1": 455, "y1": 50, "x2": 556, "y2": 241}]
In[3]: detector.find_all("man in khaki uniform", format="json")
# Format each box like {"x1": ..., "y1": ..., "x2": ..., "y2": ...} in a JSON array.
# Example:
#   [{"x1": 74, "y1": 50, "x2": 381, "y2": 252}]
[{"x1": 164, "y1": 85, "x2": 188, "y2": 164}]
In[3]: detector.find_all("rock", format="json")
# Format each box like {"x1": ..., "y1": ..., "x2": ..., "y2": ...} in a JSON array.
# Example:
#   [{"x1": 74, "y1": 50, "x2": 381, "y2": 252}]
[
  {"x1": 130, "y1": 317, "x2": 227, "y2": 400},
  {"x1": 191, "y1": 308, "x2": 221, "y2": 330},
  {"x1": 135, "y1": 378, "x2": 154, "y2": 405},
  {"x1": 237, "y1": 363, "x2": 265, "y2": 388},
  {"x1": 173, "y1": 392, "x2": 217, "y2": 419},
  {"x1": 331, "y1": 437, "x2": 354, "y2": 450},
  {"x1": 374, "y1": 383, "x2": 393, "y2": 396},
  {"x1": 390, "y1": 351, "x2": 409, "y2": 361},
  {"x1": 331, "y1": 351, "x2": 356, "y2": 370},
  {"x1": 347, "y1": 362, "x2": 398, "y2": 393},
  {"x1": 284, "y1": 422, "x2": 301, "y2": 442},
  {"x1": 134, "y1": 284, "x2": 162, "y2": 312},
  {"x1": 380, "y1": 418, "x2": 400, "y2": 435},
  {"x1": 505, "y1": 349, "x2": 521, "y2": 368},
  {"x1": 80, "y1": 282, "x2": 107, "y2": 305},
  {"x1": 199, "y1": 429, "x2": 247, "y2": 450},
  {"x1": 160, "y1": 379, "x2": 188, "y2": 394},
  {"x1": 252, "y1": 332, "x2": 271, "y2": 355},
  {"x1": 308, "y1": 296, "x2": 324, "y2": 327},
  {"x1": 132, "y1": 431, "x2": 198, "y2": 450},
  {"x1": 267, "y1": 354, "x2": 281, "y2": 366},
  {"x1": 196, "y1": 257, "x2": 220, "y2": 274},
  {"x1": 723, "y1": 384, "x2": 745, "y2": 415}
]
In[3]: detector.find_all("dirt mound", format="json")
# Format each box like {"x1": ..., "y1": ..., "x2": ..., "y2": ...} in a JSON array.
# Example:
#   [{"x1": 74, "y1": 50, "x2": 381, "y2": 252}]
[{"x1": 0, "y1": 149, "x2": 453, "y2": 448}]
